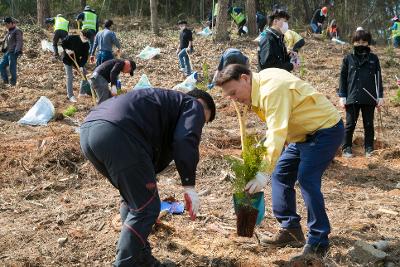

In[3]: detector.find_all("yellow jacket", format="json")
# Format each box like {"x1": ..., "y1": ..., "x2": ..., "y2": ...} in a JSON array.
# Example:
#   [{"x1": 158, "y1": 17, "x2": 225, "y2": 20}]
[
  {"x1": 251, "y1": 68, "x2": 341, "y2": 173},
  {"x1": 284, "y1": 30, "x2": 303, "y2": 51}
]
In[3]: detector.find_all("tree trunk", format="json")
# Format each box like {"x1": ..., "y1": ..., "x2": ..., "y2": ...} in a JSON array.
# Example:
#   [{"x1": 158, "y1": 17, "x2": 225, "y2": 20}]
[
  {"x1": 80, "y1": 0, "x2": 87, "y2": 9},
  {"x1": 150, "y1": 0, "x2": 159, "y2": 35},
  {"x1": 37, "y1": 0, "x2": 50, "y2": 28},
  {"x1": 246, "y1": 0, "x2": 257, "y2": 36},
  {"x1": 214, "y1": 0, "x2": 230, "y2": 42}
]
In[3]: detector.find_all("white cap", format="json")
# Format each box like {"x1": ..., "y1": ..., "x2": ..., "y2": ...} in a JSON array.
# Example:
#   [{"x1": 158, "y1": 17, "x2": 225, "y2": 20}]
[{"x1": 356, "y1": 26, "x2": 364, "y2": 31}]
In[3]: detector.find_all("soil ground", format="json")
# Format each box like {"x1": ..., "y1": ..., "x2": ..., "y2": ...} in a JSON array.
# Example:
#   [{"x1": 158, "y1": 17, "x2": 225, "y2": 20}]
[{"x1": 0, "y1": 22, "x2": 399, "y2": 266}]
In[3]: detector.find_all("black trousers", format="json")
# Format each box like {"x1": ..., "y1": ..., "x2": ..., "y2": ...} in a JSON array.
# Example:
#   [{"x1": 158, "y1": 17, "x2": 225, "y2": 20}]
[
  {"x1": 80, "y1": 120, "x2": 160, "y2": 267},
  {"x1": 237, "y1": 19, "x2": 247, "y2": 35},
  {"x1": 53, "y1": 30, "x2": 68, "y2": 56},
  {"x1": 343, "y1": 104, "x2": 375, "y2": 150}
]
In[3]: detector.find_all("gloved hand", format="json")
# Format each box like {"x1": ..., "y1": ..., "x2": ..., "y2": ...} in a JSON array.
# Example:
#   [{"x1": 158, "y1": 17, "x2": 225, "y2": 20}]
[
  {"x1": 111, "y1": 85, "x2": 117, "y2": 96},
  {"x1": 183, "y1": 186, "x2": 199, "y2": 220},
  {"x1": 377, "y1": 98, "x2": 384, "y2": 107},
  {"x1": 90, "y1": 55, "x2": 95, "y2": 64},
  {"x1": 339, "y1": 97, "x2": 346, "y2": 108},
  {"x1": 65, "y1": 49, "x2": 74, "y2": 56},
  {"x1": 245, "y1": 172, "x2": 270, "y2": 194},
  {"x1": 207, "y1": 83, "x2": 215, "y2": 90}
]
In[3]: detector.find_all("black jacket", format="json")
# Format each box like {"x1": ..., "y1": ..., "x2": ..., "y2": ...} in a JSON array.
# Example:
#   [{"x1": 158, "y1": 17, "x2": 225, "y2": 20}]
[
  {"x1": 94, "y1": 59, "x2": 124, "y2": 85},
  {"x1": 61, "y1": 35, "x2": 89, "y2": 67},
  {"x1": 84, "y1": 88, "x2": 205, "y2": 186},
  {"x1": 258, "y1": 28, "x2": 293, "y2": 71},
  {"x1": 338, "y1": 51, "x2": 383, "y2": 105},
  {"x1": 311, "y1": 9, "x2": 325, "y2": 24}
]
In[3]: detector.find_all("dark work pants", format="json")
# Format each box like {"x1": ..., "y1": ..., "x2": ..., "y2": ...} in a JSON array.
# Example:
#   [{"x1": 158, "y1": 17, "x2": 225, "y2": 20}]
[
  {"x1": 237, "y1": 19, "x2": 247, "y2": 35},
  {"x1": 80, "y1": 120, "x2": 160, "y2": 267},
  {"x1": 53, "y1": 30, "x2": 68, "y2": 56},
  {"x1": 271, "y1": 120, "x2": 344, "y2": 247},
  {"x1": 343, "y1": 104, "x2": 375, "y2": 150}
]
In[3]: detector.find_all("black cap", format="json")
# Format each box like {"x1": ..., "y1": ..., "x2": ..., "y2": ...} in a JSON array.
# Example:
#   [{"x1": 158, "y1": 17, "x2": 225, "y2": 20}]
[
  {"x1": 177, "y1": 20, "x2": 187, "y2": 25},
  {"x1": 3, "y1": 17, "x2": 14, "y2": 24},
  {"x1": 129, "y1": 60, "x2": 136, "y2": 76}
]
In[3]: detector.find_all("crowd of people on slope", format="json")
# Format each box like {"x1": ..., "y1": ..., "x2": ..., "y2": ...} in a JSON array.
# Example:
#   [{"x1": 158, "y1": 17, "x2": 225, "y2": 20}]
[{"x1": 0, "y1": 3, "x2": 395, "y2": 267}]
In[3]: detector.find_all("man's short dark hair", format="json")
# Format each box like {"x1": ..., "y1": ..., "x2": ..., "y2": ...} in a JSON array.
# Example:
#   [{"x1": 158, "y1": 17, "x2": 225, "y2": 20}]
[
  {"x1": 187, "y1": 89, "x2": 216, "y2": 122},
  {"x1": 81, "y1": 29, "x2": 90, "y2": 39},
  {"x1": 104, "y1": 19, "x2": 113, "y2": 28},
  {"x1": 351, "y1": 30, "x2": 372, "y2": 45},
  {"x1": 268, "y1": 10, "x2": 290, "y2": 27},
  {"x1": 215, "y1": 64, "x2": 251, "y2": 86},
  {"x1": 178, "y1": 20, "x2": 188, "y2": 25}
]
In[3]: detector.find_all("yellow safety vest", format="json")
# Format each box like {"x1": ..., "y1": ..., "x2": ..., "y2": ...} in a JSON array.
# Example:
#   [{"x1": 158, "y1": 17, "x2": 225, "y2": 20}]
[
  {"x1": 82, "y1": 11, "x2": 97, "y2": 31},
  {"x1": 392, "y1": 22, "x2": 400, "y2": 38},
  {"x1": 54, "y1": 17, "x2": 69, "y2": 32},
  {"x1": 231, "y1": 10, "x2": 245, "y2": 25}
]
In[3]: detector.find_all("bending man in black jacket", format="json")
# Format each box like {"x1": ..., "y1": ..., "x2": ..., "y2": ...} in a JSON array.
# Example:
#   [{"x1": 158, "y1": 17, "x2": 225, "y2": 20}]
[
  {"x1": 258, "y1": 10, "x2": 297, "y2": 72},
  {"x1": 80, "y1": 88, "x2": 216, "y2": 267},
  {"x1": 89, "y1": 59, "x2": 136, "y2": 104}
]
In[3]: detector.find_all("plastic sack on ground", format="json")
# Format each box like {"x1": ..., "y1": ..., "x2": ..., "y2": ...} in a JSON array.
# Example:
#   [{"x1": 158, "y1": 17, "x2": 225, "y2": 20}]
[
  {"x1": 160, "y1": 201, "x2": 184, "y2": 214},
  {"x1": 133, "y1": 74, "x2": 152, "y2": 90},
  {"x1": 18, "y1": 96, "x2": 55, "y2": 126},
  {"x1": 332, "y1": 38, "x2": 346, "y2": 45},
  {"x1": 41, "y1": 39, "x2": 63, "y2": 53},
  {"x1": 137, "y1": 46, "x2": 161, "y2": 60},
  {"x1": 197, "y1": 27, "x2": 212, "y2": 37},
  {"x1": 233, "y1": 192, "x2": 265, "y2": 225},
  {"x1": 172, "y1": 72, "x2": 198, "y2": 92}
]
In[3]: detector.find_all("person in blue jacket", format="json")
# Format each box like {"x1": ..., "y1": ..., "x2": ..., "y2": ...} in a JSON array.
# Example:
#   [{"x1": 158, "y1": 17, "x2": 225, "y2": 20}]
[{"x1": 80, "y1": 88, "x2": 216, "y2": 267}]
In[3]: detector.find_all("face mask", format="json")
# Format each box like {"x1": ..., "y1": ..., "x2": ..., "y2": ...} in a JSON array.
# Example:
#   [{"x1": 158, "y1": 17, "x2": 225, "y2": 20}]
[
  {"x1": 354, "y1": 45, "x2": 370, "y2": 55},
  {"x1": 280, "y1": 22, "x2": 288, "y2": 34}
]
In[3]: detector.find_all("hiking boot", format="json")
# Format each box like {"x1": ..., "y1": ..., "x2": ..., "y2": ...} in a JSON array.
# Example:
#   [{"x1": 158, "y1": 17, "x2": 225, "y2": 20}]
[
  {"x1": 260, "y1": 227, "x2": 305, "y2": 247},
  {"x1": 290, "y1": 244, "x2": 329, "y2": 262},
  {"x1": 365, "y1": 147, "x2": 374, "y2": 158},
  {"x1": 69, "y1": 96, "x2": 77, "y2": 103},
  {"x1": 342, "y1": 147, "x2": 353, "y2": 158}
]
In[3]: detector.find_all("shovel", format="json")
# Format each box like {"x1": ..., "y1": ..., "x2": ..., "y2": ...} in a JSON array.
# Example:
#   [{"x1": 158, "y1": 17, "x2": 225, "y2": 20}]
[{"x1": 67, "y1": 52, "x2": 97, "y2": 105}]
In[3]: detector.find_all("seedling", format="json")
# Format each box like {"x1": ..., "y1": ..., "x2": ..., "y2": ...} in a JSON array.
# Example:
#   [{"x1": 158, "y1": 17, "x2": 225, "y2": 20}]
[
  {"x1": 226, "y1": 101, "x2": 267, "y2": 237},
  {"x1": 62, "y1": 105, "x2": 78, "y2": 117}
]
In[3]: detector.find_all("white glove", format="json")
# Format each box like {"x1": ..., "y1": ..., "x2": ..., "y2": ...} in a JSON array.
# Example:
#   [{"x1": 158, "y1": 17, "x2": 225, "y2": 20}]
[
  {"x1": 245, "y1": 172, "x2": 269, "y2": 194},
  {"x1": 65, "y1": 49, "x2": 74, "y2": 55},
  {"x1": 183, "y1": 186, "x2": 199, "y2": 220},
  {"x1": 339, "y1": 97, "x2": 346, "y2": 108},
  {"x1": 111, "y1": 85, "x2": 117, "y2": 96},
  {"x1": 377, "y1": 98, "x2": 384, "y2": 107}
]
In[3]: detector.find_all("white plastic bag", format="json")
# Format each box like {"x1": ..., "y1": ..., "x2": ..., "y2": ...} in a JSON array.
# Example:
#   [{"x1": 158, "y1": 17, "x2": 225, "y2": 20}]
[
  {"x1": 133, "y1": 74, "x2": 152, "y2": 90},
  {"x1": 41, "y1": 39, "x2": 63, "y2": 53},
  {"x1": 197, "y1": 27, "x2": 212, "y2": 37},
  {"x1": 332, "y1": 38, "x2": 346, "y2": 45},
  {"x1": 137, "y1": 46, "x2": 161, "y2": 60},
  {"x1": 18, "y1": 96, "x2": 55, "y2": 126},
  {"x1": 173, "y1": 72, "x2": 198, "y2": 92}
]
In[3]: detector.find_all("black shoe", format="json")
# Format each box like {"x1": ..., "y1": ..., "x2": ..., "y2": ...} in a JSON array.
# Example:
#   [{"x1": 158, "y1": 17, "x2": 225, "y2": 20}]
[
  {"x1": 342, "y1": 147, "x2": 353, "y2": 158},
  {"x1": 365, "y1": 147, "x2": 374, "y2": 157}
]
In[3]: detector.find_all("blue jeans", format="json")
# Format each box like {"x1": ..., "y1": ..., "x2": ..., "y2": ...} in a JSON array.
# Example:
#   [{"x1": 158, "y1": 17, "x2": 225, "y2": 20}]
[
  {"x1": 96, "y1": 50, "x2": 114, "y2": 67},
  {"x1": 310, "y1": 22, "x2": 322, "y2": 34},
  {"x1": 271, "y1": 120, "x2": 344, "y2": 247},
  {"x1": 178, "y1": 48, "x2": 192, "y2": 75},
  {"x1": 64, "y1": 64, "x2": 87, "y2": 98},
  {"x1": 0, "y1": 52, "x2": 18, "y2": 85}
]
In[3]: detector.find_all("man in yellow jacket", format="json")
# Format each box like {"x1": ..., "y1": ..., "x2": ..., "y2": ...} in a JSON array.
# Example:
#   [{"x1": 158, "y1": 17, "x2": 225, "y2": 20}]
[{"x1": 215, "y1": 64, "x2": 343, "y2": 259}]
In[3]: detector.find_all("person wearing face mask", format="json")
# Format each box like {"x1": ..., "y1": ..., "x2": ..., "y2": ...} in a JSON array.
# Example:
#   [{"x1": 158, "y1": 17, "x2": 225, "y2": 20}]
[
  {"x1": 215, "y1": 64, "x2": 343, "y2": 260},
  {"x1": 258, "y1": 10, "x2": 296, "y2": 72},
  {"x1": 310, "y1": 6, "x2": 328, "y2": 34},
  {"x1": 338, "y1": 29, "x2": 384, "y2": 158},
  {"x1": 61, "y1": 29, "x2": 90, "y2": 102}
]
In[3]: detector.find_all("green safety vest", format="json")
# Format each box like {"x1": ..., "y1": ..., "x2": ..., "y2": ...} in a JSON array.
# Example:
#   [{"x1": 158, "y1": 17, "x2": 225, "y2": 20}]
[
  {"x1": 392, "y1": 22, "x2": 400, "y2": 38},
  {"x1": 231, "y1": 10, "x2": 245, "y2": 25},
  {"x1": 213, "y1": 3, "x2": 219, "y2": 16},
  {"x1": 54, "y1": 17, "x2": 69, "y2": 32},
  {"x1": 82, "y1": 11, "x2": 97, "y2": 31}
]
